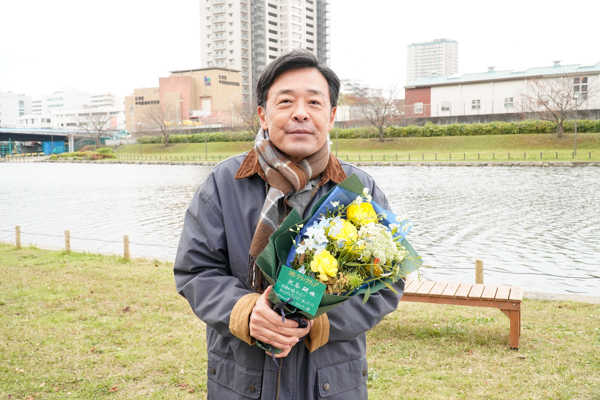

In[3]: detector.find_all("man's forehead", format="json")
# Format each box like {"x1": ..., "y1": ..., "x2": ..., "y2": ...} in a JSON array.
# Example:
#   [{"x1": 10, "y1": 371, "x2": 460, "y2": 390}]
[
  {"x1": 272, "y1": 88, "x2": 326, "y2": 97},
  {"x1": 266, "y1": 68, "x2": 330, "y2": 101}
]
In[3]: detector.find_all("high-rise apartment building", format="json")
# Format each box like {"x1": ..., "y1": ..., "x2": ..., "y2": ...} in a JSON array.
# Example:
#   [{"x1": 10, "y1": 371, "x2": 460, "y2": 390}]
[
  {"x1": 407, "y1": 38, "x2": 458, "y2": 84},
  {"x1": 199, "y1": 0, "x2": 330, "y2": 105}
]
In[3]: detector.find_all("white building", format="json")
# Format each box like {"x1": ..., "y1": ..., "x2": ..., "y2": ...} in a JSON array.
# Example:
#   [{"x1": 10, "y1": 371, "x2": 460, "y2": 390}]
[
  {"x1": 0, "y1": 92, "x2": 32, "y2": 126},
  {"x1": 407, "y1": 38, "x2": 458, "y2": 84},
  {"x1": 200, "y1": 0, "x2": 330, "y2": 105},
  {"x1": 404, "y1": 61, "x2": 600, "y2": 118},
  {"x1": 17, "y1": 107, "x2": 126, "y2": 131},
  {"x1": 90, "y1": 92, "x2": 123, "y2": 108},
  {"x1": 37, "y1": 85, "x2": 91, "y2": 115}
]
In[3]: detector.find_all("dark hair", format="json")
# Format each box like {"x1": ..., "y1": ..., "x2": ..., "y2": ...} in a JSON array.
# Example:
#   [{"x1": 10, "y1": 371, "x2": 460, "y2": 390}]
[{"x1": 256, "y1": 49, "x2": 340, "y2": 109}]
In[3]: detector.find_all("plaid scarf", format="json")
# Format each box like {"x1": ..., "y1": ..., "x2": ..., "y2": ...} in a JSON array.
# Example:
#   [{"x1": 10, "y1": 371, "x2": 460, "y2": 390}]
[{"x1": 248, "y1": 128, "x2": 330, "y2": 292}]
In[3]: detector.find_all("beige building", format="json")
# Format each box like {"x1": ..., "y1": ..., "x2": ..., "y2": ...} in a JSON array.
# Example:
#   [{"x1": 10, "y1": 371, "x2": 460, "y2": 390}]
[{"x1": 125, "y1": 67, "x2": 242, "y2": 134}]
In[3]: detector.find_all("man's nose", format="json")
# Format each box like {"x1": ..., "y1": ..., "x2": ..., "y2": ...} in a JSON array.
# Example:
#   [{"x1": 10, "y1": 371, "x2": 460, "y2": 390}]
[{"x1": 292, "y1": 103, "x2": 309, "y2": 121}]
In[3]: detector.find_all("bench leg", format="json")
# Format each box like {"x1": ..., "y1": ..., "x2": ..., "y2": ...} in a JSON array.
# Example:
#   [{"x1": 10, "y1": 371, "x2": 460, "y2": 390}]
[{"x1": 501, "y1": 309, "x2": 521, "y2": 349}]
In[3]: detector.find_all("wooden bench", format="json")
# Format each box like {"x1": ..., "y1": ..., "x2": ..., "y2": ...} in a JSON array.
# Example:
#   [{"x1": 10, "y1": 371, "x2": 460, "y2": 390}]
[{"x1": 400, "y1": 280, "x2": 523, "y2": 349}]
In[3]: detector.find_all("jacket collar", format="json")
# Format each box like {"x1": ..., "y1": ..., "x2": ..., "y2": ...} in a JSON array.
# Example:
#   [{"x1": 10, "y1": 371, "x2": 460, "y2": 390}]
[{"x1": 235, "y1": 148, "x2": 347, "y2": 186}]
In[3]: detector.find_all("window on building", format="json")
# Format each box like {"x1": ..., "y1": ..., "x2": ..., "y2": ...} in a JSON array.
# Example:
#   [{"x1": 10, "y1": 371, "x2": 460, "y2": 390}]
[
  {"x1": 574, "y1": 77, "x2": 588, "y2": 98},
  {"x1": 504, "y1": 97, "x2": 514, "y2": 108},
  {"x1": 471, "y1": 99, "x2": 481, "y2": 110},
  {"x1": 414, "y1": 102, "x2": 423, "y2": 114},
  {"x1": 441, "y1": 102, "x2": 451, "y2": 112},
  {"x1": 268, "y1": 3, "x2": 277, "y2": 8}
]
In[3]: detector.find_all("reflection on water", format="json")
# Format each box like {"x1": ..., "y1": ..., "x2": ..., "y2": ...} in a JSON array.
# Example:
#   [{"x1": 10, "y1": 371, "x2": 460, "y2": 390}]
[{"x1": 1, "y1": 162, "x2": 598, "y2": 296}]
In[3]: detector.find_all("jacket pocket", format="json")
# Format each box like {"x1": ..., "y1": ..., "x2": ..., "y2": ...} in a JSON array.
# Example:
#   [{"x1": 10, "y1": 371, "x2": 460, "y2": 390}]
[
  {"x1": 207, "y1": 350, "x2": 262, "y2": 399},
  {"x1": 317, "y1": 355, "x2": 368, "y2": 399}
]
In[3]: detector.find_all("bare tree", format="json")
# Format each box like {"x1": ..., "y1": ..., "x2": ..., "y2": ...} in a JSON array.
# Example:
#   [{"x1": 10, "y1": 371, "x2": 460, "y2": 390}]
[
  {"x1": 78, "y1": 111, "x2": 116, "y2": 149},
  {"x1": 233, "y1": 102, "x2": 261, "y2": 134},
  {"x1": 350, "y1": 86, "x2": 402, "y2": 141},
  {"x1": 140, "y1": 101, "x2": 179, "y2": 145},
  {"x1": 519, "y1": 76, "x2": 598, "y2": 138}
]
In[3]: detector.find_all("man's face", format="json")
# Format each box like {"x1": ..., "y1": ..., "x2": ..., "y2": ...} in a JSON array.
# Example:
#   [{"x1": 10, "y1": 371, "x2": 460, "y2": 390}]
[{"x1": 258, "y1": 68, "x2": 336, "y2": 163}]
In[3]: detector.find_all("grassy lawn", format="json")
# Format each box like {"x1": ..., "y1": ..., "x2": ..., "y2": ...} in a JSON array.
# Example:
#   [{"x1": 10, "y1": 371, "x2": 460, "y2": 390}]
[
  {"x1": 1, "y1": 244, "x2": 599, "y2": 399},
  {"x1": 114, "y1": 133, "x2": 600, "y2": 163}
]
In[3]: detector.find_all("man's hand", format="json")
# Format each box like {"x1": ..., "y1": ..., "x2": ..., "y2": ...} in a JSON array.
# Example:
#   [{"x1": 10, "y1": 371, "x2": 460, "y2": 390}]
[{"x1": 249, "y1": 286, "x2": 312, "y2": 358}]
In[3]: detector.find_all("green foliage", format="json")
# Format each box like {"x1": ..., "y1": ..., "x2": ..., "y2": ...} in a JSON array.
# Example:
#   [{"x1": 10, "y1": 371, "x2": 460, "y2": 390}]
[
  {"x1": 370, "y1": 119, "x2": 598, "y2": 139},
  {"x1": 53, "y1": 149, "x2": 115, "y2": 160},
  {"x1": 133, "y1": 120, "x2": 599, "y2": 145},
  {"x1": 141, "y1": 131, "x2": 256, "y2": 144},
  {"x1": 95, "y1": 147, "x2": 115, "y2": 156}
]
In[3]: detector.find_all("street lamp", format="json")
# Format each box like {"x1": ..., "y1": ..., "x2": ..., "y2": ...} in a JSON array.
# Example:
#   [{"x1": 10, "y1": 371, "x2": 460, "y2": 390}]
[
  {"x1": 230, "y1": 93, "x2": 238, "y2": 128},
  {"x1": 138, "y1": 122, "x2": 142, "y2": 157},
  {"x1": 204, "y1": 116, "x2": 208, "y2": 160},
  {"x1": 573, "y1": 93, "x2": 580, "y2": 157},
  {"x1": 130, "y1": 105, "x2": 135, "y2": 136},
  {"x1": 176, "y1": 99, "x2": 183, "y2": 127}
]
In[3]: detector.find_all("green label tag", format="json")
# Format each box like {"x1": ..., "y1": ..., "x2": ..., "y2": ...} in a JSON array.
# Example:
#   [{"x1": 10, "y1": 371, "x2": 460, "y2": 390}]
[{"x1": 274, "y1": 266, "x2": 326, "y2": 317}]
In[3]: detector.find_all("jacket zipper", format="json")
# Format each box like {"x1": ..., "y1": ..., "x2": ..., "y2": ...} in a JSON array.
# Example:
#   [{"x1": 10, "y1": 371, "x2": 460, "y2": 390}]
[{"x1": 276, "y1": 358, "x2": 282, "y2": 400}]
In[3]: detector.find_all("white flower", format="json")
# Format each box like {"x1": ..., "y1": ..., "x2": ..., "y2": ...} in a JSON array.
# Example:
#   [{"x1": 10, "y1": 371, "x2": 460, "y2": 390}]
[
  {"x1": 365, "y1": 194, "x2": 372, "y2": 203},
  {"x1": 362, "y1": 188, "x2": 370, "y2": 196},
  {"x1": 354, "y1": 195, "x2": 363, "y2": 205},
  {"x1": 330, "y1": 201, "x2": 340, "y2": 208},
  {"x1": 380, "y1": 212, "x2": 387, "y2": 220}
]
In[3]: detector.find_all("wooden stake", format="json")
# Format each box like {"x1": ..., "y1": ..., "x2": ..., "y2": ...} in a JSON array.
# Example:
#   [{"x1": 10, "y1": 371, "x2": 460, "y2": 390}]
[
  {"x1": 475, "y1": 259, "x2": 484, "y2": 284},
  {"x1": 15, "y1": 226, "x2": 21, "y2": 249},
  {"x1": 123, "y1": 235, "x2": 130, "y2": 260},
  {"x1": 64, "y1": 230, "x2": 71, "y2": 253}
]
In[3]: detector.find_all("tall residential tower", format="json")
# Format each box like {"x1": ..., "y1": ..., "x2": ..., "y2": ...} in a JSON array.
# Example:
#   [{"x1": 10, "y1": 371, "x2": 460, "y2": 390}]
[
  {"x1": 407, "y1": 38, "x2": 458, "y2": 84},
  {"x1": 199, "y1": 0, "x2": 330, "y2": 105}
]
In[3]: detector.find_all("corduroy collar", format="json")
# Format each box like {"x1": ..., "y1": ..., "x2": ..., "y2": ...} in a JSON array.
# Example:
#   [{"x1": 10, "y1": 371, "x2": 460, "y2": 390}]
[{"x1": 235, "y1": 148, "x2": 347, "y2": 187}]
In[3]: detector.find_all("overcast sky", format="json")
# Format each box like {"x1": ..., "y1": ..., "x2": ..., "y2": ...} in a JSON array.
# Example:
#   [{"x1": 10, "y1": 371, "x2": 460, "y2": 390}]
[{"x1": 1, "y1": 0, "x2": 598, "y2": 99}]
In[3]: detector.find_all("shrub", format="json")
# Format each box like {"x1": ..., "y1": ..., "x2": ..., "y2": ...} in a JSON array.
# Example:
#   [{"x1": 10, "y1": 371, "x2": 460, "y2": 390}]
[{"x1": 96, "y1": 148, "x2": 114, "y2": 156}]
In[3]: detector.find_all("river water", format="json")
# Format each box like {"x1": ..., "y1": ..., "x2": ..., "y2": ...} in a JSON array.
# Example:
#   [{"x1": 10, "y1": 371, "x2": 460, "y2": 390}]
[{"x1": 1, "y1": 162, "x2": 598, "y2": 296}]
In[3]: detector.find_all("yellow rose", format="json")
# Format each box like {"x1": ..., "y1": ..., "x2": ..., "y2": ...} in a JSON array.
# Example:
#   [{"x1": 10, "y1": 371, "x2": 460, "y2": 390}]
[
  {"x1": 310, "y1": 250, "x2": 338, "y2": 282},
  {"x1": 328, "y1": 219, "x2": 358, "y2": 242},
  {"x1": 347, "y1": 203, "x2": 378, "y2": 226}
]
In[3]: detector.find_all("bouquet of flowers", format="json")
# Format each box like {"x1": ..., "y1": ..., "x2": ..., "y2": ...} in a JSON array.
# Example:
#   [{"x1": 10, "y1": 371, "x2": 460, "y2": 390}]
[{"x1": 255, "y1": 173, "x2": 421, "y2": 353}]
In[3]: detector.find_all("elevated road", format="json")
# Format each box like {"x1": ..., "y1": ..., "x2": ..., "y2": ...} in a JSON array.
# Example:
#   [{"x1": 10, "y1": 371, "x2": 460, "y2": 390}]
[{"x1": 0, "y1": 127, "x2": 93, "y2": 142}]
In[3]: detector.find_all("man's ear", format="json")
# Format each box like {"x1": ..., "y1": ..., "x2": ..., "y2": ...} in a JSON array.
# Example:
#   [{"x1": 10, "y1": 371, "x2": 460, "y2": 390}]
[
  {"x1": 258, "y1": 106, "x2": 269, "y2": 130},
  {"x1": 327, "y1": 106, "x2": 337, "y2": 131}
]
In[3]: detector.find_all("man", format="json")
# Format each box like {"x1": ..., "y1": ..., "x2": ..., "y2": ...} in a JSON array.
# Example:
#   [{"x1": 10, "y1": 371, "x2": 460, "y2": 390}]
[{"x1": 174, "y1": 50, "x2": 404, "y2": 399}]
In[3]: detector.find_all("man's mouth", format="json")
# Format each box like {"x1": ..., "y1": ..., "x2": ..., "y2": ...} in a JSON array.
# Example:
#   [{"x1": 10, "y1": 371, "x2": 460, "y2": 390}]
[{"x1": 288, "y1": 129, "x2": 312, "y2": 135}]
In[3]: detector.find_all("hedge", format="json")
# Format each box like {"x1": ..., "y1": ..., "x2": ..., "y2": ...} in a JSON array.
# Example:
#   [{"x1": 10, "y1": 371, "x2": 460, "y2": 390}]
[{"x1": 137, "y1": 120, "x2": 600, "y2": 144}]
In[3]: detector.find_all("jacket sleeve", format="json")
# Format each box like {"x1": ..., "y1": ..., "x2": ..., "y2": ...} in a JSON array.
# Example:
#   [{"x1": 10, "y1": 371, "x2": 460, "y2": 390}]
[
  {"x1": 326, "y1": 176, "x2": 405, "y2": 343},
  {"x1": 174, "y1": 173, "x2": 255, "y2": 340}
]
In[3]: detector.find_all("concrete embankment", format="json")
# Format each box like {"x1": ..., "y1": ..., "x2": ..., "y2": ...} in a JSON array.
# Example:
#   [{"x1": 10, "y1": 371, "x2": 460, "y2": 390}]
[{"x1": 15, "y1": 158, "x2": 600, "y2": 167}]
